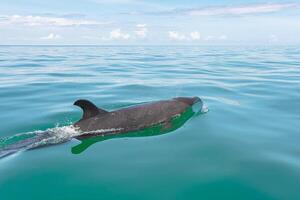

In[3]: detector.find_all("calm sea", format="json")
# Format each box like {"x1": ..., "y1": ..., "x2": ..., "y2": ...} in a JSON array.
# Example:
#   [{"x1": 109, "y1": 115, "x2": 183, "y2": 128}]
[{"x1": 0, "y1": 45, "x2": 299, "y2": 200}]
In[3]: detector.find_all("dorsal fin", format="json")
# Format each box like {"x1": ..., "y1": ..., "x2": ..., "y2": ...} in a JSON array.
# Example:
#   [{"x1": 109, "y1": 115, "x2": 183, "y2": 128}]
[{"x1": 74, "y1": 99, "x2": 108, "y2": 120}]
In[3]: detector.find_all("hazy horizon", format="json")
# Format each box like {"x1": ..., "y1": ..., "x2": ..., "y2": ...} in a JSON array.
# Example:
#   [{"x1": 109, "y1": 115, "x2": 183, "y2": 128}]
[{"x1": 1, "y1": 0, "x2": 300, "y2": 45}]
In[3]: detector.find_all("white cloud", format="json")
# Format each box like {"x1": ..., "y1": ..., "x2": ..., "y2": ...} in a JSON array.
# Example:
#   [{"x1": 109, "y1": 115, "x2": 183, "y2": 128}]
[
  {"x1": 135, "y1": 24, "x2": 148, "y2": 38},
  {"x1": 0, "y1": 15, "x2": 103, "y2": 27},
  {"x1": 168, "y1": 31, "x2": 227, "y2": 42},
  {"x1": 168, "y1": 31, "x2": 186, "y2": 41},
  {"x1": 40, "y1": 33, "x2": 62, "y2": 40},
  {"x1": 187, "y1": 3, "x2": 297, "y2": 16},
  {"x1": 143, "y1": 3, "x2": 299, "y2": 16},
  {"x1": 110, "y1": 29, "x2": 130, "y2": 40},
  {"x1": 190, "y1": 31, "x2": 201, "y2": 40}
]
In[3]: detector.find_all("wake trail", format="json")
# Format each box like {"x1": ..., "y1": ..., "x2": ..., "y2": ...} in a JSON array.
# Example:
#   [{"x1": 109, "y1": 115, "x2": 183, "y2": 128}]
[
  {"x1": 0, "y1": 126, "x2": 128, "y2": 159},
  {"x1": 0, "y1": 125, "x2": 81, "y2": 159}
]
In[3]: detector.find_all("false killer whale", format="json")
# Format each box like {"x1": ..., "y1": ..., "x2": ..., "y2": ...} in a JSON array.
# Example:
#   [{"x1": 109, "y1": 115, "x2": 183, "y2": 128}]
[
  {"x1": 0, "y1": 97, "x2": 204, "y2": 158},
  {"x1": 74, "y1": 96, "x2": 203, "y2": 139}
]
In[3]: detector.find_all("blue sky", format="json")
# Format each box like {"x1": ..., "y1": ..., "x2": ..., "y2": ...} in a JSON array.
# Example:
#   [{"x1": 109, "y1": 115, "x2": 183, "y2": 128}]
[{"x1": 0, "y1": 0, "x2": 299, "y2": 45}]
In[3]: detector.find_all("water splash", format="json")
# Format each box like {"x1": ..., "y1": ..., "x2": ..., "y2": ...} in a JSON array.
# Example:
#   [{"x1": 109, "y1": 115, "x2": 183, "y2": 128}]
[
  {"x1": 0, "y1": 125, "x2": 134, "y2": 158},
  {"x1": 192, "y1": 99, "x2": 209, "y2": 114},
  {"x1": 0, "y1": 125, "x2": 81, "y2": 158},
  {"x1": 30, "y1": 125, "x2": 81, "y2": 148},
  {"x1": 201, "y1": 104, "x2": 209, "y2": 113}
]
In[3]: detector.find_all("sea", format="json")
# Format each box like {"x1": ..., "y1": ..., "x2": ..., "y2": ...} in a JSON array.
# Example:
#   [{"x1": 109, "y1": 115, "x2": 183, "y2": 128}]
[{"x1": 0, "y1": 45, "x2": 299, "y2": 200}]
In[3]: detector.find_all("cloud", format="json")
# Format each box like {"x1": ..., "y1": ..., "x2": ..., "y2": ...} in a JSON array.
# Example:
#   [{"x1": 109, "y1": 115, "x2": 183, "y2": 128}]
[
  {"x1": 0, "y1": 15, "x2": 104, "y2": 27},
  {"x1": 98, "y1": 26, "x2": 147, "y2": 41},
  {"x1": 134, "y1": 24, "x2": 148, "y2": 38},
  {"x1": 110, "y1": 29, "x2": 130, "y2": 40},
  {"x1": 40, "y1": 33, "x2": 62, "y2": 40},
  {"x1": 168, "y1": 31, "x2": 187, "y2": 41},
  {"x1": 187, "y1": 3, "x2": 297, "y2": 16},
  {"x1": 146, "y1": 3, "x2": 299, "y2": 16},
  {"x1": 168, "y1": 31, "x2": 227, "y2": 42},
  {"x1": 190, "y1": 31, "x2": 201, "y2": 40}
]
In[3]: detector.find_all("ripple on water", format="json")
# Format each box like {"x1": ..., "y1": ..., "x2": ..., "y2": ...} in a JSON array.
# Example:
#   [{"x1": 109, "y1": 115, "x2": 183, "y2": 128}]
[{"x1": 0, "y1": 46, "x2": 300, "y2": 200}]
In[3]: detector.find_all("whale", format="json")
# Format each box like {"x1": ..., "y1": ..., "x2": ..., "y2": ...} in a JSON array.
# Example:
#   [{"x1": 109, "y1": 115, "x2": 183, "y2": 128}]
[
  {"x1": 74, "y1": 96, "x2": 203, "y2": 139},
  {"x1": 0, "y1": 96, "x2": 204, "y2": 158},
  {"x1": 72, "y1": 96, "x2": 204, "y2": 154}
]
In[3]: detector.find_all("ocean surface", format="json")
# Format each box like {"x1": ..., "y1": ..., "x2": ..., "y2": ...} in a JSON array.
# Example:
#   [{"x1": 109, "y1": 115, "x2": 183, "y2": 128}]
[{"x1": 0, "y1": 45, "x2": 299, "y2": 200}]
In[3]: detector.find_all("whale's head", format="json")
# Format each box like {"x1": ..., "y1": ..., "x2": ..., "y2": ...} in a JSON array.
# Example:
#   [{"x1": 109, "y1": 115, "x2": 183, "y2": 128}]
[{"x1": 174, "y1": 96, "x2": 205, "y2": 114}]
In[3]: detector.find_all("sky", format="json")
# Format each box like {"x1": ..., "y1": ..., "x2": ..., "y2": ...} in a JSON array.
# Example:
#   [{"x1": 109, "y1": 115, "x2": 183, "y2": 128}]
[{"x1": 0, "y1": 0, "x2": 300, "y2": 45}]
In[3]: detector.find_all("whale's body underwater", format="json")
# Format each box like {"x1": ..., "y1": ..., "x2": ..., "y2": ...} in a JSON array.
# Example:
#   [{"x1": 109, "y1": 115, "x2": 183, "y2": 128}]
[
  {"x1": 0, "y1": 97, "x2": 204, "y2": 158},
  {"x1": 74, "y1": 97, "x2": 202, "y2": 139}
]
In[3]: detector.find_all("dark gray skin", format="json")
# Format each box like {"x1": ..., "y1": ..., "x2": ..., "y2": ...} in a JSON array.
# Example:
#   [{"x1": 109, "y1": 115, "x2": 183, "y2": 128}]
[{"x1": 74, "y1": 97, "x2": 201, "y2": 139}]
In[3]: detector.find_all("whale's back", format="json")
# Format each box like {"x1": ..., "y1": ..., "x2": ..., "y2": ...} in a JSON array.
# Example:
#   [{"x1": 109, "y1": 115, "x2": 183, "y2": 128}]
[{"x1": 75, "y1": 99, "x2": 190, "y2": 136}]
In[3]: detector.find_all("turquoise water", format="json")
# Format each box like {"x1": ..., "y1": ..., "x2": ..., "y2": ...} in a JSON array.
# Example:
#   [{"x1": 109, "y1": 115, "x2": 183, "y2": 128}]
[{"x1": 0, "y1": 45, "x2": 299, "y2": 199}]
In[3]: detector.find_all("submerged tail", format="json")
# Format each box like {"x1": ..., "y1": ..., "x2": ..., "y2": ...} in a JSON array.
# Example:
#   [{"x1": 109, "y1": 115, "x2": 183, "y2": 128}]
[{"x1": 0, "y1": 126, "x2": 81, "y2": 159}]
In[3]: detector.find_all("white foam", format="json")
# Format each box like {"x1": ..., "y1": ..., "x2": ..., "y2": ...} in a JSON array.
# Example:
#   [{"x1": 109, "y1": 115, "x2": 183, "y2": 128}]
[
  {"x1": 192, "y1": 100, "x2": 209, "y2": 114},
  {"x1": 78, "y1": 128, "x2": 124, "y2": 136},
  {"x1": 28, "y1": 126, "x2": 124, "y2": 148},
  {"x1": 201, "y1": 104, "x2": 209, "y2": 113},
  {"x1": 29, "y1": 125, "x2": 81, "y2": 148}
]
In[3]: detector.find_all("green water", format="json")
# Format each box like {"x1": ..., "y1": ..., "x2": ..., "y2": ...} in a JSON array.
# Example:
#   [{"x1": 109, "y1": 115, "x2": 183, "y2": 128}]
[{"x1": 0, "y1": 46, "x2": 300, "y2": 200}]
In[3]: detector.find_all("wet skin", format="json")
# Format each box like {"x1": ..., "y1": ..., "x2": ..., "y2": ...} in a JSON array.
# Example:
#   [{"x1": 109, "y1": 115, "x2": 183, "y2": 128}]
[{"x1": 73, "y1": 97, "x2": 202, "y2": 139}]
